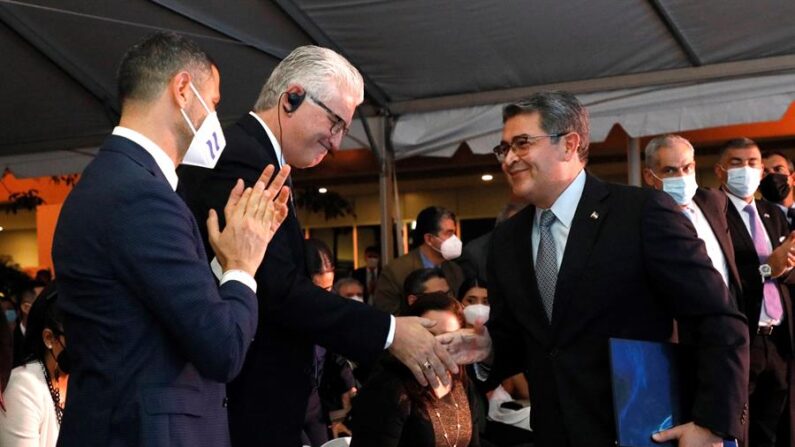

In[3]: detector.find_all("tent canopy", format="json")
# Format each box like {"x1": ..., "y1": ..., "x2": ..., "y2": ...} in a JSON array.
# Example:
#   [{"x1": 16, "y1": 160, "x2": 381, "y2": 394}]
[{"x1": 3, "y1": 0, "x2": 795, "y2": 177}]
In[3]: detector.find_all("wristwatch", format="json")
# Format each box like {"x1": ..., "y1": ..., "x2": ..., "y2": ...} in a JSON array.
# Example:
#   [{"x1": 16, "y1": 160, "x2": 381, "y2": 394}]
[{"x1": 759, "y1": 264, "x2": 772, "y2": 281}]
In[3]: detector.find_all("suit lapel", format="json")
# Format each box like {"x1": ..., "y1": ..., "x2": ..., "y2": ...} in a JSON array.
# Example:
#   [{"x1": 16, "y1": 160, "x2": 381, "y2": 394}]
[
  {"x1": 757, "y1": 201, "x2": 783, "y2": 249},
  {"x1": 692, "y1": 189, "x2": 742, "y2": 291},
  {"x1": 551, "y1": 174, "x2": 609, "y2": 334}
]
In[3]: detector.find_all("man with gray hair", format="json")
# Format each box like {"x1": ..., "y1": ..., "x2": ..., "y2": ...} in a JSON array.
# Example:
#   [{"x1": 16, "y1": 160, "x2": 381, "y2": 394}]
[
  {"x1": 642, "y1": 134, "x2": 742, "y2": 294},
  {"x1": 439, "y1": 91, "x2": 750, "y2": 446},
  {"x1": 179, "y1": 45, "x2": 457, "y2": 446}
]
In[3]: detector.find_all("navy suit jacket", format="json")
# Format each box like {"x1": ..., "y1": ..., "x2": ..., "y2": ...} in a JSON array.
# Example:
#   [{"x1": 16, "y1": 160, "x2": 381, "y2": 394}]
[
  {"x1": 486, "y1": 174, "x2": 749, "y2": 447},
  {"x1": 53, "y1": 135, "x2": 258, "y2": 447},
  {"x1": 178, "y1": 114, "x2": 390, "y2": 446}
]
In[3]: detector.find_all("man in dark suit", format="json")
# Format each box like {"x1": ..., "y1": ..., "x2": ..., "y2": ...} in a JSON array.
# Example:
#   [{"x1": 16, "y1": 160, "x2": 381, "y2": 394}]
[
  {"x1": 439, "y1": 91, "x2": 749, "y2": 447},
  {"x1": 352, "y1": 245, "x2": 380, "y2": 304},
  {"x1": 53, "y1": 32, "x2": 289, "y2": 447},
  {"x1": 761, "y1": 150, "x2": 795, "y2": 231},
  {"x1": 178, "y1": 45, "x2": 457, "y2": 447},
  {"x1": 641, "y1": 134, "x2": 742, "y2": 299},
  {"x1": 715, "y1": 138, "x2": 795, "y2": 447}
]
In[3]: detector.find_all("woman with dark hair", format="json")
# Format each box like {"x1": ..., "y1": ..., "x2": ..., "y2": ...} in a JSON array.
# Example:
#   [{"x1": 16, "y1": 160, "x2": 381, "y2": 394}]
[
  {"x1": 0, "y1": 284, "x2": 69, "y2": 447},
  {"x1": 349, "y1": 292, "x2": 481, "y2": 447},
  {"x1": 305, "y1": 238, "x2": 335, "y2": 292}
]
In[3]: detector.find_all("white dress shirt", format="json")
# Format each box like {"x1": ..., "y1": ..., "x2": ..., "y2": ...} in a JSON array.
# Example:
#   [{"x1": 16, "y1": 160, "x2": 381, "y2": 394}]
[
  {"x1": 531, "y1": 169, "x2": 587, "y2": 267},
  {"x1": 725, "y1": 192, "x2": 781, "y2": 327},
  {"x1": 683, "y1": 202, "x2": 730, "y2": 287},
  {"x1": 112, "y1": 126, "x2": 257, "y2": 293}
]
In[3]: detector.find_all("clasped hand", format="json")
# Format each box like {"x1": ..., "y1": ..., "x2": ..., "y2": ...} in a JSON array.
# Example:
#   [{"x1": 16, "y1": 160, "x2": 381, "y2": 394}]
[{"x1": 208, "y1": 165, "x2": 291, "y2": 276}]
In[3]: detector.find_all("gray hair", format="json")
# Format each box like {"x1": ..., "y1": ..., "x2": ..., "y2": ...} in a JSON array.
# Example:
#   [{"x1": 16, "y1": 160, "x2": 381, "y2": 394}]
[
  {"x1": 644, "y1": 134, "x2": 694, "y2": 168},
  {"x1": 502, "y1": 91, "x2": 590, "y2": 162},
  {"x1": 117, "y1": 32, "x2": 213, "y2": 104},
  {"x1": 253, "y1": 45, "x2": 364, "y2": 111},
  {"x1": 333, "y1": 277, "x2": 363, "y2": 295}
]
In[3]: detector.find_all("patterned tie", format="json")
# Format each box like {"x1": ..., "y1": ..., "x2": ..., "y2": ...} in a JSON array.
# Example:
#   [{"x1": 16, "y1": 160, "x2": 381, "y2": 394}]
[
  {"x1": 743, "y1": 204, "x2": 784, "y2": 320},
  {"x1": 535, "y1": 210, "x2": 558, "y2": 321}
]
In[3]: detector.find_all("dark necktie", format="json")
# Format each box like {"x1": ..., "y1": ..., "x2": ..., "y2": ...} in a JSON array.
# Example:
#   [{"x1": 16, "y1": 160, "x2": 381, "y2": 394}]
[
  {"x1": 787, "y1": 207, "x2": 795, "y2": 232},
  {"x1": 743, "y1": 204, "x2": 783, "y2": 321},
  {"x1": 535, "y1": 210, "x2": 558, "y2": 321}
]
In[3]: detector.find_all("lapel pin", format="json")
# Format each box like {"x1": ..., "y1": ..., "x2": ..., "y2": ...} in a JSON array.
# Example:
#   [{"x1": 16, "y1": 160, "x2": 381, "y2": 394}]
[
  {"x1": 590, "y1": 211, "x2": 599, "y2": 220},
  {"x1": 764, "y1": 213, "x2": 770, "y2": 219}
]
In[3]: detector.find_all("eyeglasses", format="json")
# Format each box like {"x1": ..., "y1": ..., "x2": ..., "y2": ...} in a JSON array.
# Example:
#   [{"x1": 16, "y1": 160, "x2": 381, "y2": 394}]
[
  {"x1": 307, "y1": 94, "x2": 349, "y2": 136},
  {"x1": 492, "y1": 133, "x2": 565, "y2": 162}
]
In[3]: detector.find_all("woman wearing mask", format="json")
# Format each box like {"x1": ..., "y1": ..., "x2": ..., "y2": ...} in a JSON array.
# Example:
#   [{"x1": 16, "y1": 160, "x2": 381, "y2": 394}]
[
  {"x1": 350, "y1": 292, "x2": 481, "y2": 447},
  {"x1": 0, "y1": 284, "x2": 69, "y2": 447}
]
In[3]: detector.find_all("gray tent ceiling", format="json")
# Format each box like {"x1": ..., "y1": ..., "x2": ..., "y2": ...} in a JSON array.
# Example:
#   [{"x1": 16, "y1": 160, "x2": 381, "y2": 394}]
[{"x1": 2, "y1": 0, "x2": 795, "y2": 177}]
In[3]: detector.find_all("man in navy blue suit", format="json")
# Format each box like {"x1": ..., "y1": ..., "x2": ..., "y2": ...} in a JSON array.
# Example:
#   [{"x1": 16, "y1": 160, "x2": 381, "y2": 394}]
[{"x1": 53, "y1": 32, "x2": 289, "y2": 447}]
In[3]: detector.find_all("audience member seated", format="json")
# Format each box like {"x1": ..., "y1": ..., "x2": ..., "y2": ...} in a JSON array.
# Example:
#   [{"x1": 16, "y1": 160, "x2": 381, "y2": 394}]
[
  {"x1": 0, "y1": 284, "x2": 68, "y2": 447},
  {"x1": 456, "y1": 278, "x2": 532, "y2": 447},
  {"x1": 11, "y1": 283, "x2": 37, "y2": 367},
  {"x1": 373, "y1": 206, "x2": 465, "y2": 315},
  {"x1": 304, "y1": 239, "x2": 358, "y2": 446},
  {"x1": 352, "y1": 246, "x2": 380, "y2": 304},
  {"x1": 349, "y1": 292, "x2": 482, "y2": 447},
  {"x1": 333, "y1": 278, "x2": 365, "y2": 303},
  {"x1": 402, "y1": 268, "x2": 452, "y2": 313}
]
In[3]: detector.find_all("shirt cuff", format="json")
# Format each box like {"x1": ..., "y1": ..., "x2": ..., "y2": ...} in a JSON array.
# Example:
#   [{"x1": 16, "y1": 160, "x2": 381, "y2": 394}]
[
  {"x1": 383, "y1": 315, "x2": 396, "y2": 349},
  {"x1": 212, "y1": 257, "x2": 257, "y2": 293}
]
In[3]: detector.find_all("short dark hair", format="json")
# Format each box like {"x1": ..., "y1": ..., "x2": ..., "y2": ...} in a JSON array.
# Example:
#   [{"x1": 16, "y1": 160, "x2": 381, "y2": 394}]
[
  {"x1": 762, "y1": 150, "x2": 795, "y2": 172},
  {"x1": 305, "y1": 238, "x2": 334, "y2": 276},
  {"x1": 718, "y1": 137, "x2": 759, "y2": 159},
  {"x1": 457, "y1": 277, "x2": 487, "y2": 302},
  {"x1": 364, "y1": 246, "x2": 380, "y2": 256},
  {"x1": 405, "y1": 292, "x2": 465, "y2": 328},
  {"x1": 23, "y1": 283, "x2": 62, "y2": 366},
  {"x1": 412, "y1": 206, "x2": 456, "y2": 249},
  {"x1": 502, "y1": 91, "x2": 590, "y2": 162},
  {"x1": 117, "y1": 31, "x2": 214, "y2": 104},
  {"x1": 403, "y1": 267, "x2": 447, "y2": 298}
]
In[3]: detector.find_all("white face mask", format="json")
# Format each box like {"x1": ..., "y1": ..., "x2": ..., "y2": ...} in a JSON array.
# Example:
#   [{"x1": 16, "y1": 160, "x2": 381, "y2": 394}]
[
  {"x1": 658, "y1": 173, "x2": 698, "y2": 206},
  {"x1": 725, "y1": 166, "x2": 762, "y2": 199},
  {"x1": 365, "y1": 257, "x2": 379, "y2": 269},
  {"x1": 463, "y1": 304, "x2": 490, "y2": 325},
  {"x1": 347, "y1": 295, "x2": 364, "y2": 303},
  {"x1": 433, "y1": 234, "x2": 462, "y2": 260},
  {"x1": 180, "y1": 82, "x2": 226, "y2": 169}
]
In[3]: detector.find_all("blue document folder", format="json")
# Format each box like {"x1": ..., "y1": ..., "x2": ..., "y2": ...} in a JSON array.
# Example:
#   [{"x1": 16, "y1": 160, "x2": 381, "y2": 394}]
[{"x1": 609, "y1": 338, "x2": 737, "y2": 447}]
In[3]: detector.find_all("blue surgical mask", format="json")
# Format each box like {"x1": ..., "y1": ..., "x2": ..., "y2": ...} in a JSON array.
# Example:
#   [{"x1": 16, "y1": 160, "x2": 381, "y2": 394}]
[
  {"x1": 5, "y1": 309, "x2": 17, "y2": 323},
  {"x1": 659, "y1": 174, "x2": 698, "y2": 206},
  {"x1": 725, "y1": 166, "x2": 762, "y2": 199}
]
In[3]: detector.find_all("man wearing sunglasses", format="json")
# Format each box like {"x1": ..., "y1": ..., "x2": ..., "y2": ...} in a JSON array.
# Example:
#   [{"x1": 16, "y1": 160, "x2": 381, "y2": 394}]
[
  {"x1": 439, "y1": 91, "x2": 749, "y2": 447},
  {"x1": 178, "y1": 46, "x2": 458, "y2": 447}
]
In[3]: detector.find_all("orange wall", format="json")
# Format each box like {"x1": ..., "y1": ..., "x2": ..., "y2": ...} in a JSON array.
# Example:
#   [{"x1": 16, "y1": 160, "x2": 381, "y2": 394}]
[{"x1": 36, "y1": 204, "x2": 63, "y2": 274}]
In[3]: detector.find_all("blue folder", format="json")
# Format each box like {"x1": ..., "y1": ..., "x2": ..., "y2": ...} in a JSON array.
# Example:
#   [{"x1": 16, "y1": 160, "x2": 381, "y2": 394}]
[{"x1": 608, "y1": 338, "x2": 737, "y2": 447}]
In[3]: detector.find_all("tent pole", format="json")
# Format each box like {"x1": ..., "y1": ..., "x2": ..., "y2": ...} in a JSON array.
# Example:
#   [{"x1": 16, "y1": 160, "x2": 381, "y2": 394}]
[
  {"x1": 627, "y1": 137, "x2": 642, "y2": 186},
  {"x1": 377, "y1": 116, "x2": 396, "y2": 263}
]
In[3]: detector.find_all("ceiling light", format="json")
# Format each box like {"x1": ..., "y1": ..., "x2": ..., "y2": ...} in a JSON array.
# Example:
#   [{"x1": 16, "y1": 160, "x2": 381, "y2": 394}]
[
  {"x1": 481, "y1": 174, "x2": 494, "y2": 181},
  {"x1": 318, "y1": 187, "x2": 328, "y2": 194}
]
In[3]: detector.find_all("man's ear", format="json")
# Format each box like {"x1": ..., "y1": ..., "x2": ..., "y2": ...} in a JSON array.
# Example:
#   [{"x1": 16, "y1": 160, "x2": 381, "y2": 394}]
[
  {"x1": 170, "y1": 71, "x2": 193, "y2": 108},
  {"x1": 562, "y1": 132, "x2": 581, "y2": 161},
  {"x1": 642, "y1": 168, "x2": 656, "y2": 188}
]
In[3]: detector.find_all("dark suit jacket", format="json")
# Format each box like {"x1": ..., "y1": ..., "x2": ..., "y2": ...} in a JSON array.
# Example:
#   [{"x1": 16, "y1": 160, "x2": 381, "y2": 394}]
[
  {"x1": 53, "y1": 135, "x2": 258, "y2": 447},
  {"x1": 692, "y1": 188, "x2": 744, "y2": 301},
  {"x1": 486, "y1": 174, "x2": 749, "y2": 447},
  {"x1": 725, "y1": 195, "x2": 794, "y2": 354},
  {"x1": 178, "y1": 113, "x2": 390, "y2": 447}
]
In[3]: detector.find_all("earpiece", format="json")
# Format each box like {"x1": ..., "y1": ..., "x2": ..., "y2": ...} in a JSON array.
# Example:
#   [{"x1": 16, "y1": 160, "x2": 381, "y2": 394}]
[{"x1": 285, "y1": 91, "x2": 306, "y2": 113}]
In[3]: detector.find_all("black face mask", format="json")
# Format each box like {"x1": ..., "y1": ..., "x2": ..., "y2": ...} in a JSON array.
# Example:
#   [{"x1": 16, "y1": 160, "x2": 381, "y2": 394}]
[
  {"x1": 54, "y1": 338, "x2": 71, "y2": 375},
  {"x1": 760, "y1": 173, "x2": 791, "y2": 203}
]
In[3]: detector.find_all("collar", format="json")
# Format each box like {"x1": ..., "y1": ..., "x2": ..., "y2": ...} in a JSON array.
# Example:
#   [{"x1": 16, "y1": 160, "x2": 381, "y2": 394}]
[
  {"x1": 724, "y1": 189, "x2": 754, "y2": 215},
  {"x1": 419, "y1": 249, "x2": 438, "y2": 269},
  {"x1": 536, "y1": 168, "x2": 586, "y2": 229},
  {"x1": 112, "y1": 126, "x2": 178, "y2": 191},
  {"x1": 249, "y1": 111, "x2": 285, "y2": 168}
]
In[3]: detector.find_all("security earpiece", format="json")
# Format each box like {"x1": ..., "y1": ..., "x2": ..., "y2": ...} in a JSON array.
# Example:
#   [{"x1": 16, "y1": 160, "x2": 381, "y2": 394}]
[{"x1": 285, "y1": 91, "x2": 306, "y2": 113}]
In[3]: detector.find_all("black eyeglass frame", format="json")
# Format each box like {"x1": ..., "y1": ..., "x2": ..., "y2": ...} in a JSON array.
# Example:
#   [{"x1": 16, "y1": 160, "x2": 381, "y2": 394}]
[
  {"x1": 307, "y1": 94, "x2": 350, "y2": 136},
  {"x1": 492, "y1": 133, "x2": 567, "y2": 162}
]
